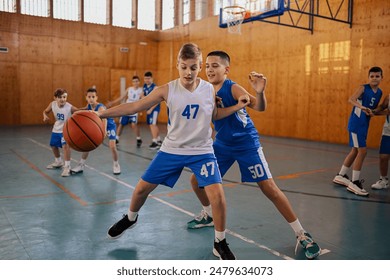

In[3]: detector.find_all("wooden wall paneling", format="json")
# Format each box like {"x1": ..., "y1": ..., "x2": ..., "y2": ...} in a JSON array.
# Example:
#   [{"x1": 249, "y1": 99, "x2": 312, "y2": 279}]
[
  {"x1": 52, "y1": 65, "x2": 83, "y2": 108},
  {"x1": 19, "y1": 62, "x2": 52, "y2": 125},
  {"x1": 0, "y1": 62, "x2": 19, "y2": 125},
  {"x1": 82, "y1": 41, "x2": 112, "y2": 67},
  {"x1": 0, "y1": 31, "x2": 19, "y2": 62},
  {"x1": 19, "y1": 34, "x2": 53, "y2": 64},
  {"x1": 52, "y1": 37, "x2": 82, "y2": 65}
]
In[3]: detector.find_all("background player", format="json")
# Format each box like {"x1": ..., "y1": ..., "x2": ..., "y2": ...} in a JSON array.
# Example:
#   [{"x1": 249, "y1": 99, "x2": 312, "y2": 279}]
[
  {"x1": 108, "y1": 76, "x2": 144, "y2": 147},
  {"x1": 43, "y1": 88, "x2": 78, "y2": 177},
  {"x1": 71, "y1": 88, "x2": 121, "y2": 175}
]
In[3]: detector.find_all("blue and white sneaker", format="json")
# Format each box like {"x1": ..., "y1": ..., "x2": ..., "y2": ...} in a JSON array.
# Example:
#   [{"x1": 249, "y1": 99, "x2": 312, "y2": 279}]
[
  {"x1": 187, "y1": 210, "x2": 214, "y2": 229},
  {"x1": 295, "y1": 232, "x2": 321, "y2": 260}
]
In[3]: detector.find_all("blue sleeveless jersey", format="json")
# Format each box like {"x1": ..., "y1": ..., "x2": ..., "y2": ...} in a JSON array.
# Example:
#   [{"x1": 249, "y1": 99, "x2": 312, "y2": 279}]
[
  {"x1": 348, "y1": 84, "x2": 382, "y2": 135},
  {"x1": 87, "y1": 103, "x2": 115, "y2": 127},
  {"x1": 143, "y1": 83, "x2": 160, "y2": 111},
  {"x1": 214, "y1": 79, "x2": 260, "y2": 150}
]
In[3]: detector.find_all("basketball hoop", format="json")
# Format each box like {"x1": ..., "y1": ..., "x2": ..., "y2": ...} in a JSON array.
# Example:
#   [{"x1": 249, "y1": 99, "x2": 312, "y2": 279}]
[{"x1": 222, "y1": 5, "x2": 247, "y2": 35}]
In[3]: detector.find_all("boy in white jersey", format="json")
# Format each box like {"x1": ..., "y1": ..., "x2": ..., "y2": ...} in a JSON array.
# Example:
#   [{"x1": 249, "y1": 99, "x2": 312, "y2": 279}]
[
  {"x1": 186, "y1": 51, "x2": 320, "y2": 260},
  {"x1": 371, "y1": 94, "x2": 390, "y2": 189},
  {"x1": 333, "y1": 67, "x2": 383, "y2": 196},
  {"x1": 98, "y1": 43, "x2": 250, "y2": 260},
  {"x1": 108, "y1": 76, "x2": 144, "y2": 147},
  {"x1": 43, "y1": 88, "x2": 78, "y2": 177}
]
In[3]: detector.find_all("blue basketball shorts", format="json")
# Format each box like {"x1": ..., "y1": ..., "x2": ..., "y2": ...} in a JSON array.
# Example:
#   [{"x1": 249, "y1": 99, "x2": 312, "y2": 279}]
[
  {"x1": 379, "y1": 135, "x2": 390, "y2": 154},
  {"x1": 213, "y1": 142, "x2": 272, "y2": 183},
  {"x1": 147, "y1": 110, "x2": 159, "y2": 125},
  {"x1": 50, "y1": 132, "x2": 65, "y2": 148},
  {"x1": 141, "y1": 151, "x2": 222, "y2": 188},
  {"x1": 106, "y1": 122, "x2": 117, "y2": 140},
  {"x1": 349, "y1": 131, "x2": 367, "y2": 148},
  {"x1": 120, "y1": 114, "x2": 138, "y2": 125}
]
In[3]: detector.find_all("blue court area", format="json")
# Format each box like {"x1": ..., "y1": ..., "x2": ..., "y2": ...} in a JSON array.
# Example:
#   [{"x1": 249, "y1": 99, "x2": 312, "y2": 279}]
[{"x1": 0, "y1": 124, "x2": 389, "y2": 260}]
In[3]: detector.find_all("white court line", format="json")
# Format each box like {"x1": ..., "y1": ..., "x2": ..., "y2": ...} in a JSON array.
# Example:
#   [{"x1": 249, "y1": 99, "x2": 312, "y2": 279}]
[{"x1": 28, "y1": 138, "x2": 330, "y2": 260}]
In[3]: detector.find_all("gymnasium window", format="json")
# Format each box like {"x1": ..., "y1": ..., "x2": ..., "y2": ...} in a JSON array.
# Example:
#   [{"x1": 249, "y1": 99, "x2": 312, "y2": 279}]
[
  {"x1": 195, "y1": 0, "x2": 207, "y2": 20},
  {"x1": 112, "y1": 0, "x2": 133, "y2": 28},
  {"x1": 84, "y1": 0, "x2": 108, "y2": 25},
  {"x1": 53, "y1": 0, "x2": 80, "y2": 21},
  {"x1": 162, "y1": 0, "x2": 174, "y2": 30},
  {"x1": 182, "y1": 0, "x2": 189, "y2": 24},
  {"x1": 138, "y1": 0, "x2": 155, "y2": 30},
  {"x1": 20, "y1": 0, "x2": 49, "y2": 17},
  {"x1": 0, "y1": 0, "x2": 16, "y2": 13}
]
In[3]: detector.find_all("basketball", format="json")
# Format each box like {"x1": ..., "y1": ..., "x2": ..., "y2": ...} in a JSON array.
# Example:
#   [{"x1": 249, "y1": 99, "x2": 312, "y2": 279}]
[{"x1": 63, "y1": 111, "x2": 105, "y2": 152}]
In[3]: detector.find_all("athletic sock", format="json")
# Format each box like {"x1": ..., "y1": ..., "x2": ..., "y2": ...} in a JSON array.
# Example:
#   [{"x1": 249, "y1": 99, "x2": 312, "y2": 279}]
[
  {"x1": 128, "y1": 210, "x2": 138, "y2": 221},
  {"x1": 215, "y1": 230, "x2": 225, "y2": 242},
  {"x1": 339, "y1": 165, "x2": 349, "y2": 176},
  {"x1": 203, "y1": 205, "x2": 212, "y2": 218},
  {"x1": 64, "y1": 161, "x2": 70, "y2": 168},
  {"x1": 352, "y1": 170, "x2": 361, "y2": 182},
  {"x1": 289, "y1": 219, "x2": 305, "y2": 236}
]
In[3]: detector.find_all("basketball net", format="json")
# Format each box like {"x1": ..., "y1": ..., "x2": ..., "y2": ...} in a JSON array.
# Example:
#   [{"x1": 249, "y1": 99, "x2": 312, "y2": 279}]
[{"x1": 223, "y1": 6, "x2": 247, "y2": 35}]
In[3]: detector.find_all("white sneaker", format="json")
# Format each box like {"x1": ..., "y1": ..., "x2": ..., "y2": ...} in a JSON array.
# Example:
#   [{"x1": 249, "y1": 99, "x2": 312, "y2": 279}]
[
  {"x1": 371, "y1": 179, "x2": 389, "y2": 190},
  {"x1": 113, "y1": 162, "x2": 121, "y2": 175},
  {"x1": 333, "y1": 173, "x2": 350, "y2": 187},
  {"x1": 347, "y1": 180, "x2": 369, "y2": 196},
  {"x1": 47, "y1": 161, "x2": 64, "y2": 169},
  {"x1": 71, "y1": 163, "x2": 85, "y2": 174},
  {"x1": 61, "y1": 166, "x2": 71, "y2": 177}
]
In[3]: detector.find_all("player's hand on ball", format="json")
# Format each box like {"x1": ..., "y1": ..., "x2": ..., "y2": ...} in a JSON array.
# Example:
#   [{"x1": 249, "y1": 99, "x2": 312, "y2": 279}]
[{"x1": 249, "y1": 71, "x2": 267, "y2": 94}]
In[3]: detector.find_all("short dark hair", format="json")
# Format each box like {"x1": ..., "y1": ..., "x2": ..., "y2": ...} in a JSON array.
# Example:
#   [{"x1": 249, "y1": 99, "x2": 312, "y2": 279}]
[
  {"x1": 207, "y1": 51, "x2": 230, "y2": 65},
  {"x1": 369, "y1": 66, "x2": 383, "y2": 76},
  {"x1": 54, "y1": 88, "x2": 67, "y2": 98},
  {"x1": 144, "y1": 71, "x2": 153, "y2": 77},
  {"x1": 177, "y1": 43, "x2": 202, "y2": 62},
  {"x1": 132, "y1": 75, "x2": 140, "y2": 81},
  {"x1": 87, "y1": 88, "x2": 97, "y2": 94}
]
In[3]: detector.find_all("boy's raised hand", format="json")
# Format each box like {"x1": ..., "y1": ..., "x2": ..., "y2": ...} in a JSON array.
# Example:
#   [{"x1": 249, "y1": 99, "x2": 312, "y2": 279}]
[{"x1": 249, "y1": 71, "x2": 267, "y2": 94}]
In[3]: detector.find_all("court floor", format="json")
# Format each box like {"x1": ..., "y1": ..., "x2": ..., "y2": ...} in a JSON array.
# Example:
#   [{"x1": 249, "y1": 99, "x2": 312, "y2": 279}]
[{"x1": 0, "y1": 124, "x2": 389, "y2": 260}]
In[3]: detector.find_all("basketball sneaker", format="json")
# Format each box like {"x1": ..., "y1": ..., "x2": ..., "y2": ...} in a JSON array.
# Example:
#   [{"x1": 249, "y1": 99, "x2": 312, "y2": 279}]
[
  {"x1": 61, "y1": 166, "x2": 71, "y2": 177},
  {"x1": 136, "y1": 139, "x2": 142, "y2": 148},
  {"x1": 70, "y1": 163, "x2": 84, "y2": 174},
  {"x1": 149, "y1": 142, "x2": 159, "y2": 150},
  {"x1": 107, "y1": 214, "x2": 138, "y2": 239},
  {"x1": 187, "y1": 210, "x2": 214, "y2": 229},
  {"x1": 113, "y1": 162, "x2": 121, "y2": 175},
  {"x1": 157, "y1": 140, "x2": 163, "y2": 146},
  {"x1": 46, "y1": 161, "x2": 64, "y2": 169},
  {"x1": 213, "y1": 238, "x2": 236, "y2": 260},
  {"x1": 295, "y1": 232, "x2": 321, "y2": 260},
  {"x1": 347, "y1": 180, "x2": 369, "y2": 196},
  {"x1": 333, "y1": 173, "x2": 350, "y2": 187},
  {"x1": 371, "y1": 178, "x2": 389, "y2": 190}
]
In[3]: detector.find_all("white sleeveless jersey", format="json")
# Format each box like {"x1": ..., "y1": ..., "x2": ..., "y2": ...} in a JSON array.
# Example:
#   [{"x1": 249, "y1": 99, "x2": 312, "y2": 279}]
[
  {"x1": 160, "y1": 78, "x2": 215, "y2": 155},
  {"x1": 51, "y1": 101, "x2": 72, "y2": 133},
  {"x1": 383, "y1": 94, "x2": 390, "y2": 136},
  {"x1": 126, "y1": 87, "x2": 143, "y2": 103}
]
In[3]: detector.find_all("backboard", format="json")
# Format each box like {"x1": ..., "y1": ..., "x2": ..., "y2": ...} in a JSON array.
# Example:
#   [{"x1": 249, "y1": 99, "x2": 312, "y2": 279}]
[{"x1": 219, "y1": 0, "x2": 290, "y2": 29}]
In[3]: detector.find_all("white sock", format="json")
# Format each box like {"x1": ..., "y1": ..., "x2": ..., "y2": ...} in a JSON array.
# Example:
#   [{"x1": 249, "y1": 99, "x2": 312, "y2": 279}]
[
  {"x1": 352, "y1": 170, "x2": 360, "y2": 182},
  {"x1": 289, "y1": 219, "x2": 305, "y2": 236},
  {"x1": 127, "y1": 210, "x2": 138, "y2": 221},
  {"x1": 203, "y1": 205, "x2": 212, "y2": 217},
  {"x1": 79, "y1": 159, "x2": 86, "y2": 165},
  {"x1": 157, "y1": 136, "x2": 161, "y2": 141},
  {"x1": 64, "y1": 161, "x2": 70, "y2": 167},
  {"x1": 136, "y1": 137, "x2": 141, "y2": 140},
  {"x1": 113, "y1": 160, "x2": 119, "y2": 165},
  {"x1": 215, "y1": 230, "x2": 225, "y2": 242},
  {"x1": 116, "y1": 136, "x2": 120, "y2": 140},
  {"x1": 55, "y1": 157, "x2": 62, "y2": 163},
  {"x1": 380, "y1": 176, "x2": 388, "y2": 181},
  {"x1": 152, "y1": 138, "x2": 157, "y2": 143},
  {"x1": 339, "y1": 165, "x2": 349, "y2": 176}
]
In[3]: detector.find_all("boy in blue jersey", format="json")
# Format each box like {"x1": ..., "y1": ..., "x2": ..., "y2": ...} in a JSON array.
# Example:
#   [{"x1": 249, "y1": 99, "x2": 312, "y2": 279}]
[
  {"x1": 98, "y1": 43, "x2": 250, "y2": 260},
  {"x1": 187, "y1": 51, "x2": 321, "y2": 260},
  {"x1": 333, "y1": 67, "x2": 383, "y2": 196},
  {"x1": 71, "y1": 88, "x2": 121, "y2": 175},
  {"x1": 143, "y1": 71, "x2": 162, "y2": 149}
]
